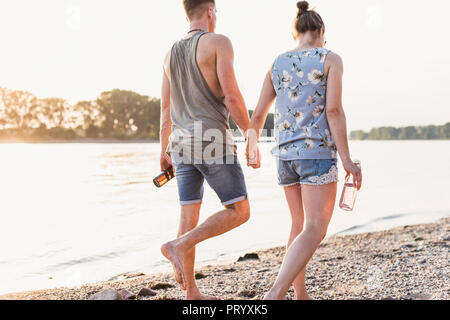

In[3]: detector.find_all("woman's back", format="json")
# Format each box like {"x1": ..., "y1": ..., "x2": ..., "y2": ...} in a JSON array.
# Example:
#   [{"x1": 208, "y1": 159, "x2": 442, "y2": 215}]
[{"x1": 271, "y1": 47, "x2": 337, "y2": 160}]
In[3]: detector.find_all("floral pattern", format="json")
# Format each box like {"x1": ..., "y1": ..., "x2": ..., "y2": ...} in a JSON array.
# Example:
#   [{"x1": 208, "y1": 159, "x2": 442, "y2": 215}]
[
  {"x1": 281, "y1": 70, "x2": 293, "y2": 88},
  {"x1": 307, "y1": 165, "x2": 338, "y2": 185},
  {"x1": 312, "y1": 105, "x2": 325, "y2": 118},
  {"x1": 271, "y1": 47, "x2": 337, "y2": 160},
  {"x1": 294, "y1": 111, "x2": 304, "y2": 124},
  {"x1": 308, "y1": 69, "x2": 324, "y2": 85}
]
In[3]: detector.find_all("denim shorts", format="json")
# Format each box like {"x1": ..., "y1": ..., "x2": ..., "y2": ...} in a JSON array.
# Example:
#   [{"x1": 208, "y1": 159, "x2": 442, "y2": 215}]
[
  {"x1": 173, "y1": 156, "x2": 248, "y2": 206},
  {"x1": 277, "y1": 159, "x2": 339, "y2": 187}
]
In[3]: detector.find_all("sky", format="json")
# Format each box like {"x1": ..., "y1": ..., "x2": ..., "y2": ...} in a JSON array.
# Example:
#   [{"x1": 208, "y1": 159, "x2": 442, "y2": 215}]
[{"x1": 0, "y1": 0, "x2": 449, "y2": 131}]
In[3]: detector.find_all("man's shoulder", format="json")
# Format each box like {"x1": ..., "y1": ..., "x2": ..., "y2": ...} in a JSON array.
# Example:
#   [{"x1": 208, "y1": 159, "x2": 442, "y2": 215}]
[{"x1": 201, "y1": 33, "x2": 233, "y2": 49}]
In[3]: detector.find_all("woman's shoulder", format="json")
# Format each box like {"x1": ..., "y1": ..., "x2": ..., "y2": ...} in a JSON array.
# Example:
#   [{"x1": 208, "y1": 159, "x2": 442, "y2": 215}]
[
  {"x1": 325, "y1": 51, "x2": 343, "y2": 66},
  {"x1": 271, "y1": 50, "x2": 297, "y2": 70},
  {"x1": 274, "y1": 49, "x2": 303, "y2": 61},
  {"x1": 274, "y1": 47, "x2": 334, "y2": 60},
  {"x1": 273, "y1": 51, "x2": 289, "y2": 63}
]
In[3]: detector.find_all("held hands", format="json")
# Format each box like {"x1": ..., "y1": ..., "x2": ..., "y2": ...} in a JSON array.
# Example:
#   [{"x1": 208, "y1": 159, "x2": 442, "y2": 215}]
[
  {"x1": 342, "y1": 159, "x2": 362, "y2": 190},
  {"x1": 160, "y1": 152, "x2": 173, "y2": 172},
  {"x1": 245, "y1": 138, "x2": 261, "y2": 169}
]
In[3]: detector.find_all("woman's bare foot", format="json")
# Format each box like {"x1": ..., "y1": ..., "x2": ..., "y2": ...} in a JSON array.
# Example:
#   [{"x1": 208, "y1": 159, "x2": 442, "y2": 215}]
[
  {"x1": 264, "y1": 289, "x2": 286, "y2": 300},
  {"x1": 294, "y1": 293, "x2": 314, "y2": 300},
  {"x1": 160, "y1": 241, "x2": 186, "y2": 290}
]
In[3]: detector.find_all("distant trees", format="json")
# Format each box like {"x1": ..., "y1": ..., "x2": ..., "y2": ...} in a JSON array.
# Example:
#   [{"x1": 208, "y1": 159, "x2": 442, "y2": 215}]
[
  {"x1": 0, "y1": 88, "x2": 39, "y2": 130},
  {"x1": 3, "y1": 86, "x2": 446, "y2": 141},
  {"x1": 0, "y1": 87, "x2": 276, "y2": 141},
  {"x1": 0, "y1": 88, "x2": 161, "y2": 141},
  {"x1": 350, "y1": 123, "x2": 450, "y2": 140}
]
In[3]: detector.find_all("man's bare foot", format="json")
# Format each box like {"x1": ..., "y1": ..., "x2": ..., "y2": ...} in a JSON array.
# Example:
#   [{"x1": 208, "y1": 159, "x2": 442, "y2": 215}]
[
  {"x1": 187, "y1": 292, "x2": 220, "y2": 300},
  {"x1": 161, "y1": 241, "x2": 186, "y2": 290}
]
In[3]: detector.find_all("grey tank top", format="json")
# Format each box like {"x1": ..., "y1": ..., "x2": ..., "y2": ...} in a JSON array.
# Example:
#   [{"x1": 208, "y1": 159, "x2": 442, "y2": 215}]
[{"x1": 167, "y1": 31, "x2": 236, "y2": 163}]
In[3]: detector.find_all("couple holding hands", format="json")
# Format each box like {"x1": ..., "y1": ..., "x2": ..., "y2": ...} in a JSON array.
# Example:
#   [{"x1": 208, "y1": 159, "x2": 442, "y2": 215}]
[{"x1": 159, "y1": 0, "x2": 362, "y2": 300}]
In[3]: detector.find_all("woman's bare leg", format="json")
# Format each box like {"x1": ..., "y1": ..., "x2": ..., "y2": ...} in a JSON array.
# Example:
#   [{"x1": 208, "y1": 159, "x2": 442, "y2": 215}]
[
  {"x1": 265, "y1": 182, "x2": 337, "y2": 300},
  {"x1": 284, "y1": 184, "x2": 312, "y2": 300}
]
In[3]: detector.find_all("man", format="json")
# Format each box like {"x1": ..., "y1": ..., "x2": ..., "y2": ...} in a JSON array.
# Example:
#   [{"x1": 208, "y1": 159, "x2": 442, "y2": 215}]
[{"x1": 159, "y1": 0, "x2": 259, "y2": 300}]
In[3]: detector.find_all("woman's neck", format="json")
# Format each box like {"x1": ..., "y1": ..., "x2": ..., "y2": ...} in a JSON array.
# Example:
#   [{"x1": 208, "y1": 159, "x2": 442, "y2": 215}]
[{"x1": 295, "y1": 36, "x2": 321, "y2": 51}]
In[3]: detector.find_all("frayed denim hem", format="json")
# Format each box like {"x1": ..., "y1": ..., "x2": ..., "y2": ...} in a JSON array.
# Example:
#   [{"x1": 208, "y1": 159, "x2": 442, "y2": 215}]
[{"x1": 279, "y1": 182, "x2": 301, "y2": 187}]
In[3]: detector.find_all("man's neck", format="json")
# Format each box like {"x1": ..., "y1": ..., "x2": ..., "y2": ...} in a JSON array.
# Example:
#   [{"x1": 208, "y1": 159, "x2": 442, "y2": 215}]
[{"x1": 189, "y1": 20, "x2": 210, "y2": 33}]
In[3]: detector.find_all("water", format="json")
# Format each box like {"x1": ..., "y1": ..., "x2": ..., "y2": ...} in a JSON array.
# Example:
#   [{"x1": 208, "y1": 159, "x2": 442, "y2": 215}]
[{"x1": 0, "y1": 141, "x2": 449, "y2": 295}]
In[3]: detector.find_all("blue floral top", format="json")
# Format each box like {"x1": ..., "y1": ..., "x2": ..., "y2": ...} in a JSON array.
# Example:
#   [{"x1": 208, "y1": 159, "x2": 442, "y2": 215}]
[{"x1": 271, "y1": 47, "x2": 337, "y2": 160}]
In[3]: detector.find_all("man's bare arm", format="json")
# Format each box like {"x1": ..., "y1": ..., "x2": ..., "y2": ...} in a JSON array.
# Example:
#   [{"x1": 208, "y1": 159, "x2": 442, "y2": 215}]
[
  {"x1": 215, "y1": 35, "x2": 250, "y2": 137},
  {"x1": 160, "y1": 53, "x2": 173, "y2": 171}
]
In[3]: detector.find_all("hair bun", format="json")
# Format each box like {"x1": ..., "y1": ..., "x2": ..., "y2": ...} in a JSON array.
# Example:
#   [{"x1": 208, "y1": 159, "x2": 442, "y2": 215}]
[{"x1": 297, "y1": 1, "x2": 309, "y2": 15}]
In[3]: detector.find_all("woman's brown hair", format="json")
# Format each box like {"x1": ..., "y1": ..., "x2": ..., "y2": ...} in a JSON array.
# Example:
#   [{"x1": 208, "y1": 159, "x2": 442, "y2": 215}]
[{"x1": 295, "y1": 1, "x2": 325, "y2": 35}]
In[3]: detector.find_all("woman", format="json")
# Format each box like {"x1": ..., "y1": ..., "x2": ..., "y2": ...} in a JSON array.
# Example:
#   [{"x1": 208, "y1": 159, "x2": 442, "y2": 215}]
[{"x1": 246, "y1": 1, "x2": 363, "y2": 300}]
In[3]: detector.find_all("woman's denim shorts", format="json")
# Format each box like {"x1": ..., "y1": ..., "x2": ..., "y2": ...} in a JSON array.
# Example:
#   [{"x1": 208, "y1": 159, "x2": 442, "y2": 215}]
[{"x1": 277, "y1": 159, "x2": 339, "y2": 187}]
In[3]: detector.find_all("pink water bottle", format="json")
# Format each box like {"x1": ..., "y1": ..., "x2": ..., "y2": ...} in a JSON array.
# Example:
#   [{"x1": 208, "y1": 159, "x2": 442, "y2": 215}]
[{"x1": 339, "y1": 160, "x2": 361, "y2": 211}]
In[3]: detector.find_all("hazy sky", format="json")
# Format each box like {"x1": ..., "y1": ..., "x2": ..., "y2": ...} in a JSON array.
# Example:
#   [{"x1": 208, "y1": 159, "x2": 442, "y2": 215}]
[{"x1": 0, "y1": 0, "x2": 449, "y2": 131}]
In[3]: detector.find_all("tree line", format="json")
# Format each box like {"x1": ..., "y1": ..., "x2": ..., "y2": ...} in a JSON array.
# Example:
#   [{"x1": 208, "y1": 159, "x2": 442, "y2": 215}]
[
  {"x1": 350, "y1": 124, "x2": 450, "y2": 140},
  {"x1": 2, "y1": 87, "x2": 446, "y2": 142},
  {"x1": 0, "y1": 88, "x2": 275, "y2": 141},
  {"x1": 0, "y1": 87, "x2": 162, "y2": 140}
]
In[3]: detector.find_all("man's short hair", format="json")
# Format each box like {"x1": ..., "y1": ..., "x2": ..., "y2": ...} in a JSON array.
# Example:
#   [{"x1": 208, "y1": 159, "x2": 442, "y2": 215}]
[{"x1": 183, "y1": 0, "x2": 215, "y2": 20}]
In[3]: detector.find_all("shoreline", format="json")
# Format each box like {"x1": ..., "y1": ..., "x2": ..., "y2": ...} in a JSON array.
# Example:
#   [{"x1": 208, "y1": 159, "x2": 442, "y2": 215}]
[
  {"x1": 0, "y1": 138, "x2": 160, "y2": 144},
  {"x1": 1, "y1": 139, "x2": 449, "y2": 145},
  {"x1": 1, "y1": 217, "x2": 449, "y2": 300}
]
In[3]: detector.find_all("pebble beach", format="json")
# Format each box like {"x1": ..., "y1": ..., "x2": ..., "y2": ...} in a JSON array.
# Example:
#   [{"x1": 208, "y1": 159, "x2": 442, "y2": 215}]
[{"x1": 1, "y1": 217, "x2": 449, "y2": 300}]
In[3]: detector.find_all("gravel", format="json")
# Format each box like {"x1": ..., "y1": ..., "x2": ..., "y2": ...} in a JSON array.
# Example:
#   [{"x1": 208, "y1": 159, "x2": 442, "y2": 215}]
[{"x1": 1, "y1": 217, "x2": 448, "y2": 300}]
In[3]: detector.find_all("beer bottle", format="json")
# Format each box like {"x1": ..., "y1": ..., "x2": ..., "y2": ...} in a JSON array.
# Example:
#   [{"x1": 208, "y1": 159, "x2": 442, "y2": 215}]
[{"x1": 153, "y1": 166, "x2": 175, "y2": 188}]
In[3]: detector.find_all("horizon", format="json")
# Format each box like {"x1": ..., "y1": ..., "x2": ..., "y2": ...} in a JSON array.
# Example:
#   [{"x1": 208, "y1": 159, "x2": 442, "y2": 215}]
[{"x1": 1, "y1": 0, "x2": 449, "y2": 132}]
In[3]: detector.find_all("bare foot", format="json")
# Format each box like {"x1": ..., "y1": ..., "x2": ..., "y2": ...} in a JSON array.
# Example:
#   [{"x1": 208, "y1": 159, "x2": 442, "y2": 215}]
[
  {"x1": 161, "y1": 241, "x2": 186, "y2": 290},
  {"x1": 264, "y1": 290, "x2": 286, "y2": 300},
  {"x1": 295, "y1": 294, "x2": 314, "y2": 300},
  {"x1": 187, "y1": 293, "x2": 220, "y2": 300}
]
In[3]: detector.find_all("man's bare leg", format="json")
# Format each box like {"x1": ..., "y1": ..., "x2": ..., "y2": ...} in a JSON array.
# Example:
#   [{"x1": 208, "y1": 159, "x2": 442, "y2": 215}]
[
  {"x1": 264, "y1": 183, "x2": 337, "y2": 300},
  {"x1": 284, "y1": 184, "x2": 313, "y2": 300},
  {"x1": 177, "y1": 203, "x2": 219, "y2": 300},
  {"x1": 161, "y1": 199, "x2": 250, "y2": 290}
]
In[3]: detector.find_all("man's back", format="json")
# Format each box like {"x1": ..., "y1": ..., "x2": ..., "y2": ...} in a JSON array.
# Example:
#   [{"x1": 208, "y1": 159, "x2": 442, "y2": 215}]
[
  {"x1": 166, "y1": 31, "x2": 236, "y2": 163},
  {"x1": 194, "y1": 33, "x2": 224, "y2": 99}
]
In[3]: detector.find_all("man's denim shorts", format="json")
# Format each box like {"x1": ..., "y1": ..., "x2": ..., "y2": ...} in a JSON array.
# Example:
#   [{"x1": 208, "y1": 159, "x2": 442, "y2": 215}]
[
  {"x1": 173, "y1": 156, "x2": 248, "y2": 206},
  {"x1": 277, "y1": 158, "x2": 339, "y2": 187}
]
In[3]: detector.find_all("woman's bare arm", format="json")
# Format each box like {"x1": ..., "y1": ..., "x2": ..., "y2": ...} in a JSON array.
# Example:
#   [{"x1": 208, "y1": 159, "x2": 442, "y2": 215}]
[
  {"x1": 325, "y1": 52, "x2": 362, "y2": 190},
  {"x1": 246, "y1": 70, "x2": 276, "y2": 167},
  {"x1": 249, "y1": 71, "x2": 277, "y2": 139}
]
